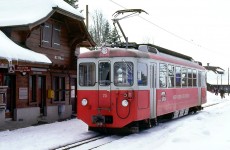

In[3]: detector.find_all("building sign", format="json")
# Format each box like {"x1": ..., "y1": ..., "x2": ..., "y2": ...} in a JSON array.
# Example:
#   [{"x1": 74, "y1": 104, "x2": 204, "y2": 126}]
[
  {"x1": 54, "y1": 56, "x2": 64, "y2": 60},
  {"x1": 0, "y1": 87, "x2": 7, "y2": 105},
  {"x1": 19, "y1": 87, "x2": 28, "y2": 100},
  {"x1": 71, "y1": 86, "x2": 75, "y2": 98},
  {"x1": 0, "y1": 63, "x2": 8, "y2": 68},
  {"x1": 15, "y1": 65, "x2": 31, "y2": 72}
]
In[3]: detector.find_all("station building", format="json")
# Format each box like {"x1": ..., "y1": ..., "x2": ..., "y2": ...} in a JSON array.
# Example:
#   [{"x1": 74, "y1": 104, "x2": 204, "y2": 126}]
[{"x1": 0, "y1": 0, "x2": 95, "y2": 126}]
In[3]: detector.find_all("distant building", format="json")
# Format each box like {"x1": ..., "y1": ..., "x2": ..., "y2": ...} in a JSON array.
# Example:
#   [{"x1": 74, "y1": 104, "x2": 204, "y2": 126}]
[
  {"x1": 204, "y1": 65, "x2": 230, "y2": 93},
  {"x1": 0, "y1": 0, "x2": 95, "y2": 125}
]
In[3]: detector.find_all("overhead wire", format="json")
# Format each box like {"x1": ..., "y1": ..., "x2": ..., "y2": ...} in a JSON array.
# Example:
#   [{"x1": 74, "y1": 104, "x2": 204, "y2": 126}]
[{"x1": 109, "y1": 0, "x2": 224, "y2": 56}]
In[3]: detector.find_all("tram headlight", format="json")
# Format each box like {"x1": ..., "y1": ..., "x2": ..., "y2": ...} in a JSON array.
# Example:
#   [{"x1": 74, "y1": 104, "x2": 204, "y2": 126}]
[
  {"x1": 121, "y1": 99, "x2": 129, "y2": 107},
  {"x1": 81, "y1": 99, "x2": 88, "y2": 106}
]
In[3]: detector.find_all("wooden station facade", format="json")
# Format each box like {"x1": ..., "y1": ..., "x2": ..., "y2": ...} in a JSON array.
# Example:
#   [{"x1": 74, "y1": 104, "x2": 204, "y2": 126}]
[{"x1": 0, "y1": 6, "x2": 95, "y2": 125}]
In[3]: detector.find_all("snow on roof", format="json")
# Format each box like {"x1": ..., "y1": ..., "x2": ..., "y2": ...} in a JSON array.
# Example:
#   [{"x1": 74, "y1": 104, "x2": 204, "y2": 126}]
[
  {"x1": 0, "y1": 0, "x2": 83, "y2": 27},
  {"x1": 0, "y1": 31, "x2": 52, "y2": 64}
]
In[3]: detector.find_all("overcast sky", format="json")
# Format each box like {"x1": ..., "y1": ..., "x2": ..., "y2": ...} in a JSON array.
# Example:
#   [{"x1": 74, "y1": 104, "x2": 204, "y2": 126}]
[{"x1": 78, "y1": 0, "x2": 230, "y2": 71}]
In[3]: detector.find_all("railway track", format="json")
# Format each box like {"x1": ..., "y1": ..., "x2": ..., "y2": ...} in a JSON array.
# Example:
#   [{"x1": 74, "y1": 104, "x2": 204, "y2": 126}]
[{"x1": 54, "y1": 135, "x2": 123, "y2": 150}]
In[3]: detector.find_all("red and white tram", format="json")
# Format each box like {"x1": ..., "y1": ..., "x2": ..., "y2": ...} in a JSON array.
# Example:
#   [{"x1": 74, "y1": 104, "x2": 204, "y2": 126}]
[{"x1": 77, "y1": 44, "x2": 207, "y2": 131}]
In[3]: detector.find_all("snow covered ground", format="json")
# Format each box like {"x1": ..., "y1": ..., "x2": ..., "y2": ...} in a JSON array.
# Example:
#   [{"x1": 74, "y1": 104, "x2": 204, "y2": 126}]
[{"x1": 0, "y1": 92, "x2": 229, "y2": 150}]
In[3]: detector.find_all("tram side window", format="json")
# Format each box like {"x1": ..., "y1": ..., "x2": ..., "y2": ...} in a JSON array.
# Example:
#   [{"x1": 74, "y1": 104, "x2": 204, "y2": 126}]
[
  {"x1": 193, "y1": 69, "x2": 197, "y2": 87},
  {"x1": 159, "y1": 63, "x2": 167, "y2": 88},
  {"x1": 188, "y1": 69, "x2": 192, "y2": 87},
  {"x1": 182, "y1": 68, "x2": 188, "y2": 87},
  {"x1": 201, "y1": 71, "x2": 206, "y2": 87},
  {"x1": 114, "y1": 62, "x2": 133, "y2": 86},
  {"x1": 175, "y1": 66, "x2": 181, "y2": 87},
  {"x1": 198, "y1": 71, "x2": 201, "y2": 87},
  {"x1": 138, "y1": 63, "x2": 148, "y2": 86},
  {"x1": 168, "y1": 64, "x2": 175, "y2": 88},
  {"x1": 79, "y1": 63, "x2": 96, "y2": 86}
]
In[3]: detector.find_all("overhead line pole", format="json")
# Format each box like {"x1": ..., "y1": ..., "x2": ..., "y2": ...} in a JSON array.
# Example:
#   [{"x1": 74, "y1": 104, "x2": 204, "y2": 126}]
[
  {"x1": 86, "y1": 5, "x2": 89, "y2": 30},
  {"x1": 112, "y1": 19, "x2": 128, "y2": 48},
  {"x1": 228, "y1": 67, "x2": 229, "y2": 95}
]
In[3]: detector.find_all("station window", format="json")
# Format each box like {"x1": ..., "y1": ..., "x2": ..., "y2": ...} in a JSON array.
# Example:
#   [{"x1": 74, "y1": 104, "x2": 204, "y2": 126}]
[
  {"x1": 41, "y1": 22, "x2": 61, "y2": 49},
  {"x1": 159, "y1": 63, "x2": 167, "y2": 88},
  {"x1": 53, "y1": 76, "x2": 65, "y2": 102},
  {"x1": 114, "y1": 62, "x2": 133, "y2": 86},
  {"x1": 175, "y1": 66, "x2": 181, "y2": 87},
  {"x1": 29, "y1": 75, "x2": 37, "y2": 102},
  {"x1": 168, "y1": 64, "x2": 175, "y2": 88},
  {"x1": 188, "y1": 69, "x2": 192, "y2": 87},
  {"x1": 138, "y1": 63, "x2": 148, "y2": 86},
  {"x1": 193, "y1": 69, "x2": 197, "y2": 87},
  {"x1": 79, "y1": 63, "x2": 96, "y2": 86}
]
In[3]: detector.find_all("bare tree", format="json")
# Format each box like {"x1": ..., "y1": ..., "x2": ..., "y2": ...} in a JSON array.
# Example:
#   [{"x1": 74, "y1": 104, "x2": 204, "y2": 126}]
[
  {"x1": 88, "y1": 10, "x2": 121, "y2": 47},
  {"x1": 89, "y1": 10, "x2": 108, "y2": 46}
]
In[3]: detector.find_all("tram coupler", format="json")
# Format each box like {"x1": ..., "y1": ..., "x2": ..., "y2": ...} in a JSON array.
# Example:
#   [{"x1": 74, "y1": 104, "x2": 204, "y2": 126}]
[{"x1": 92, "y1": 115, "x2": 105, "y2": 126}]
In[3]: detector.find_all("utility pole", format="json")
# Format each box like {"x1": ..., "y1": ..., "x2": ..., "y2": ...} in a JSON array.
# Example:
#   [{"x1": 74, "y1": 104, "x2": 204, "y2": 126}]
[
  {"x1": 221, "y1": 74, "x2": 222, "y2": 85},
  {"x1": 86, "y1": 5, "x2": 88, "y2": 30},
  {"x1": 217, "y1": 75, "x2": 218, "y2": 86},
  {"x1": 228, "y1": 67, "x2": 229, "y2": 95}
]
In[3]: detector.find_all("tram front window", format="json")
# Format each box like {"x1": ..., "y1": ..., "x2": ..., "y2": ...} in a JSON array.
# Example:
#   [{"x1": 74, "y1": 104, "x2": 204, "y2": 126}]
[
  {"x1": 114, "y1": 62, "x2": 133, "y2": 86},
  {"x1": 79, "y1": 63, "x2": 96, "y2": 86},
  {"x1": 99, "y1": 62, "x2": 111, "y2": 86}
]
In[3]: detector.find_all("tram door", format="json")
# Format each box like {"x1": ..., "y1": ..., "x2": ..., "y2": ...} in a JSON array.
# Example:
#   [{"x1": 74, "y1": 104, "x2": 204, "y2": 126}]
[
  {"x1": 198, "y1": 71, "x2": 202, "y2": 105},
  {"x1": 150, "y1": 63, "x2": 157, "y2": 119},
  {"x1": 98, "y1": 61, "x2": 111, "y2": 109}
]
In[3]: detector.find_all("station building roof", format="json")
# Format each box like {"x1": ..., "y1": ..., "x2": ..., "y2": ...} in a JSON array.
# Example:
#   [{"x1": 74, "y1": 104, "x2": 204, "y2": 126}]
[{"x1": 0, "y1": 30, "x2": 51, "y2": 64}]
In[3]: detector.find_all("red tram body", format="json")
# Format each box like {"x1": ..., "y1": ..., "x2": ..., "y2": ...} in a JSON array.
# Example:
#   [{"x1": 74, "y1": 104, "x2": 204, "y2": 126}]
[{"x1": 77, "y1": 44, "x2": 207, "y2": 130}]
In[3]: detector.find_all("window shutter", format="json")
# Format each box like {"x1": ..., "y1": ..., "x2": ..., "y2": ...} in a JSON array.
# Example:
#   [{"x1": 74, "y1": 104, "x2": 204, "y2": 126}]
[
  {"x1": 52, "y1": 24, "x2": 61, "y2": 49},
  {"x1": 41, "y1": 22, "x2": 52, "y2": 47}
]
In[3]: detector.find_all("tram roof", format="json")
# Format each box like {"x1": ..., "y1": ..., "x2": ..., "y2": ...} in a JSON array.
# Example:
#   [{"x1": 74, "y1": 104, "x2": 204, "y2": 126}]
[
  {"x1": 112, "y1": 43, "x2": 193, "y2": 61},
  {"x1": 79, "y1": 48, "x2": 149, "y2": 58},
  {"x1": 79, "y1": 43, "x2": 205, "y2": 70},
  {"x1": 79, "y1": 43, "x2": 193, "y2": 61},
  {"x1": 141, "y1": 44, "x2": 193, "y2": 61}
]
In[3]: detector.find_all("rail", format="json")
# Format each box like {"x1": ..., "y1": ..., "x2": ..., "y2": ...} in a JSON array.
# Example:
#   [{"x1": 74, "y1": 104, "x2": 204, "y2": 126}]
[{"x1": 53, "y1": 135, "x2": 123, "y2": 150}]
